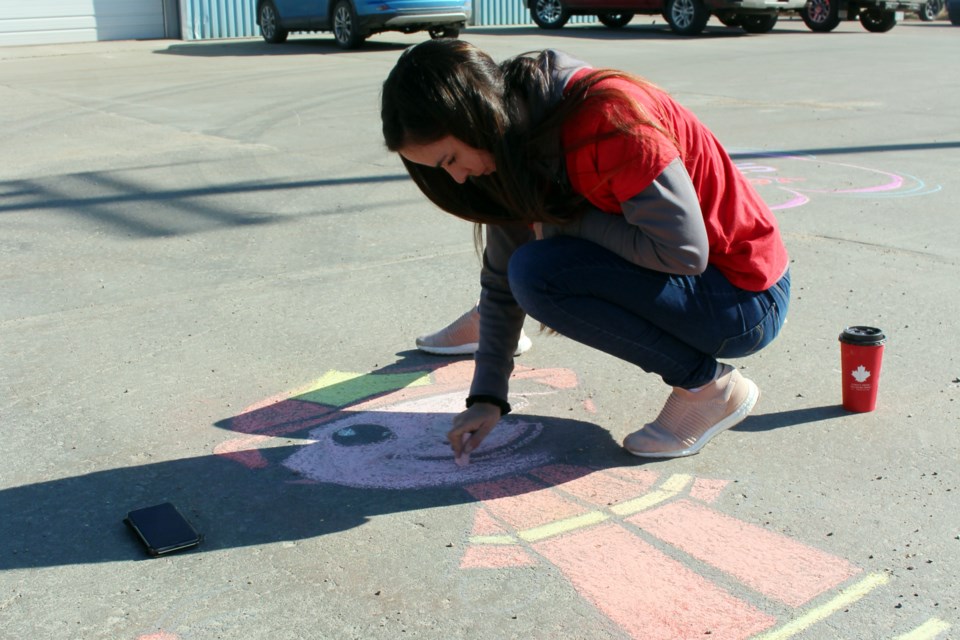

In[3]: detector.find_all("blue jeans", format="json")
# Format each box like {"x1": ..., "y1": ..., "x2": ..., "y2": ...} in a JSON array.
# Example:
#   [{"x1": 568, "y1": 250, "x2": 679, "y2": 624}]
[{"x1": 507, "y1": 236, "x2": 790, "y2": 389}]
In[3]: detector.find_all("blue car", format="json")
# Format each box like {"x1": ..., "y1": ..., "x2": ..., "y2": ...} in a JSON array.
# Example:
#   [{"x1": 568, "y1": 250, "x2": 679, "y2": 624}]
[{"x1": 256, "y1": 0, "x2": 470, "y2": 49}]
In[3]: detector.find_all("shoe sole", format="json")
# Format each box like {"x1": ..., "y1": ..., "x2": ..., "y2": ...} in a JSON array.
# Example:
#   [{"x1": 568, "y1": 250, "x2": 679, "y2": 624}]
[
  {"x1": 416, "y1": 334, "x2": 533, "y2": 357},
  {"x1": 416, "y1": 342, "x2": 479, "y2": 356},
  {"x1": 625, "y1": 379, "x2": 760, "y2": 459}
]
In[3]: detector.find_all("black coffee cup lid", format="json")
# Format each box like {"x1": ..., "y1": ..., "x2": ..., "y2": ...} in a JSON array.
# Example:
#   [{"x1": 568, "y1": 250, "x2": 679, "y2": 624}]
[{"x1": 839, "y1": 326, "x2": 886, "y2": 345}]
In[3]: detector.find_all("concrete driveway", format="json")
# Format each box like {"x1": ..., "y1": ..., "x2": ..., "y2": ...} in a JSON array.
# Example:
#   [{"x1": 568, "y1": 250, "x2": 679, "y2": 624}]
[{"x1": 1, "y1": 17, "x2": 958, "y2": 640}]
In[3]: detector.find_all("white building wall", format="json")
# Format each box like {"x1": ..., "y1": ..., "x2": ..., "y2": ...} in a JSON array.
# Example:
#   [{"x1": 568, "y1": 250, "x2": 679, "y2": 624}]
[{"x1": 0, "y1": 0, "x2": 166, "y2": 46}]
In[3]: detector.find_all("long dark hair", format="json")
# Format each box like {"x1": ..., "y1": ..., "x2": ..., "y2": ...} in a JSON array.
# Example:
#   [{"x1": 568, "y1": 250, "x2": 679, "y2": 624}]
[{"x1": 381, "y1": 39, "x2": 675, "y2": 226}]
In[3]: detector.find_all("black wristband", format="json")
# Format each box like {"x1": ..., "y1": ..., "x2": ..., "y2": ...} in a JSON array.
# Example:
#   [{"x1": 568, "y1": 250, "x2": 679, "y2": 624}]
[{"x1": 465, "y1": 395, "x2": 511, "y2": 416}]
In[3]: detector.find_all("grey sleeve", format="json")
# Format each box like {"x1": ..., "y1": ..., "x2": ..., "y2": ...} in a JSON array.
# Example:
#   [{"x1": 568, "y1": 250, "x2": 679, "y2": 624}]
[
  {"x1": 470, "y1": 223, "x2": 532, "y2": 403},
  {"x1": 541, "y1": 157, "x2": 709, "y2": 275}
]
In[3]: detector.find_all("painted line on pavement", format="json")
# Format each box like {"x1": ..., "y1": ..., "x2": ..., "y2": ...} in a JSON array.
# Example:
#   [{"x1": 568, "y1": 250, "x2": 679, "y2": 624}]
[
  {"x1": 893, "y1": 618, "x2": 951, "y2": 640},
  {"x1": 751, "y1": 572, "x2": 890, "y2": 640}
]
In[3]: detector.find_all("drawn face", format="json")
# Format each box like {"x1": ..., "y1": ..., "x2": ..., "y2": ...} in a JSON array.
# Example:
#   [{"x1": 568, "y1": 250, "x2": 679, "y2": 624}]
[{"x1": 282, "y1": 392, "x2": 552, "y2": 489}]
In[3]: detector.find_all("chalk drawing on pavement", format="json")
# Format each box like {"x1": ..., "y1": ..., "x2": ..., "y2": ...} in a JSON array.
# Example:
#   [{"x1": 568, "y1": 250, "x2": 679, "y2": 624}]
[
  {"x1": 210, "y1": 361, "x2": 951, "y2": 639},
  {"x1": 214, "y1": 360, "x2": 579, "y2": 488},
  {"x1": 735, "y1": 152, "x2": 941, "y2": 211}
]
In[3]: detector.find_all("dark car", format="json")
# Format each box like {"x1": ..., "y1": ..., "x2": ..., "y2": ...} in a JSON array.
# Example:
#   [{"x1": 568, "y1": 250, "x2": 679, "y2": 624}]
[
  {"x1": 948, "y1": 0, "x2": 960, "y2": 22},
  {"x1": 257, "y1": 0, "x2": 469, "y2": 49}
]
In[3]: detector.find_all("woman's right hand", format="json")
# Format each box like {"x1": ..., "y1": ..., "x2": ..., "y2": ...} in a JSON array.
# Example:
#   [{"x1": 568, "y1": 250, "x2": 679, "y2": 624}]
[{"x1": 448, "y1": 402, "x2": 501, "y2": 458}]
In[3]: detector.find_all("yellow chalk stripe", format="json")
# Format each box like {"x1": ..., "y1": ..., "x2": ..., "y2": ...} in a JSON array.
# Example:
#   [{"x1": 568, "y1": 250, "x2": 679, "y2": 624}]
[
  {"x1": 518, "y1": 511, "x2": 609, "y2": 542},
  {"x1": 894, "y1": 618, "x2": 951, "y2": 640},
  {"x1": 469, "y1": 535, "x2": 518, "y2": 545},
  {"x1": 609, "y1": 473, "x2": 693, "y2": 516},
  {"x1": 609, "y1": 490, "x2": 675, "y2": 516},
  {"x1": 660, "y1": 473, "x2": 693, "y2": 492},
  {"x1": 752, "y1": 572, "x2": 890, "y2": 640}
]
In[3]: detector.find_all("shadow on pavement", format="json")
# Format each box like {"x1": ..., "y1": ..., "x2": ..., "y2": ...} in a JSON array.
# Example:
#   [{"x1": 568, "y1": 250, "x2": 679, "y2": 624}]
[
  {"x1": 0, "y1": 416, "x2": 623, "y2": 570},
  {"x1": 1, "y1": 349, "x2": 852, "y2": 571},
  {"x1": 0, "y1": 171, "x2": 411, "y2": 238},
  {"x1": 157, "y1": 37, "x2": 411, "y2": 57},
  {"x1": 734, "y1": 404, "x2": 849, "y2": 432}
]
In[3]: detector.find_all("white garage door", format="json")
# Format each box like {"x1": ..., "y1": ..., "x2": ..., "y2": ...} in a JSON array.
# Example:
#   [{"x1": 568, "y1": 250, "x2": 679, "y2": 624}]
[{"x1": 0, "y1": 0, "x2": 166, "y2": 46}]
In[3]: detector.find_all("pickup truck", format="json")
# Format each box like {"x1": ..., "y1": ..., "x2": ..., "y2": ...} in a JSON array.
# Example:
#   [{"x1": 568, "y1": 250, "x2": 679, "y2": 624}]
[{"x1": 800, "y1": 0, "x2": 923, "y2": 32}]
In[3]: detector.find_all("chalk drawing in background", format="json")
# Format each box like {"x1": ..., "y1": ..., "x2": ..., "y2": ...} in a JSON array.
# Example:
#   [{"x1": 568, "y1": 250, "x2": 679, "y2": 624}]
[{"x1": 735, "y1": 152, "x2": 941, "y2": 211}]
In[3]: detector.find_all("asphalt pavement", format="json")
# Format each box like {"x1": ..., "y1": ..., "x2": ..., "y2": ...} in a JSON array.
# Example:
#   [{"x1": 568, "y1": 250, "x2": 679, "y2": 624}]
[{"x1": 1, "y1": 16, "x2": 958, "y2": 640}]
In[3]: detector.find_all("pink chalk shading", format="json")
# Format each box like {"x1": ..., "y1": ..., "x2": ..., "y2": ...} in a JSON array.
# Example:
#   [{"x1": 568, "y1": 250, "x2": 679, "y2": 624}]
[
  {"x1": 530, "y1": 465, "x2": 658, "y2": 508},
  {"x1": 214, "y1": 399, "x2": 337, "y2": 468},
  {"x1": 510, "y1": 366, "x2": 579, "y2": 390},
  {"x1": 582, "y1": 397, "x2": 597, "y2": 413},
  {"x1": 533, "y1": 523, "x2": 775, "y2": 640},
  {"x1": 768, "y1": 189, "x2": 810, "y2": 211},
  {"x1": 137, "y1": 633, "x2": 181, "y2": 640},
  {"x1": 689, "y1": 477, "x2": 731, "y2": 504},
  {"x1": 628, "y1": 499, "x2": 861, "y2": 607},
  {"x1": 460, "y1": 545, "x2": 536, "y2": 569},
  {"x1": 465, "y1": 477, "x2": 586, "y2": 530},
  {"x1": 232, "y1": 397, "x2": 337, "y2": 434},
  {"x1": 605, "y1": 466, "x2": 662, "y2": 489},
  {"x1": 470, "y1": 508, "x2": 509, "y2": 536},
  {"x1": 213, "y1": 434, "x2": 272, "y2": 468}
]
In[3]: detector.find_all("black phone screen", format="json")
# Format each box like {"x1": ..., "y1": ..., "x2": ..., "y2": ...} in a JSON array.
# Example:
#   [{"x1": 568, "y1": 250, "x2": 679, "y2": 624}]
[{"x1": 125, "y1": 502, "x2": 201, "y2": 556}]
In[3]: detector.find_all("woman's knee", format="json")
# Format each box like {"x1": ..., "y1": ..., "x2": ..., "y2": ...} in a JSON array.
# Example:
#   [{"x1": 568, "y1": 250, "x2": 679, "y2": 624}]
[{"x1": 507, "y1": 239, "x2": 562, "y2": 311}]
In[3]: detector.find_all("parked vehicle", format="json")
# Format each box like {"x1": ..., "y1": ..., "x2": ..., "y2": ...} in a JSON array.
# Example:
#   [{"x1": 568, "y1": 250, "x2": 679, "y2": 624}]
[
  {"x1": 917, "y1": 0, "x2": 943, "y2": 20},
  {"x1": 947, "y1": 0, "x2": 960, "y2": 21},
  {"x1": 256, "y1": 0, "x2": 469, "y2": 49},
  {"x1": 800, "y1": 0, "x2": 921, "y2": 32},
  {"x1": 529, "y1": 0, "x2": 805, "y2": 34},
  {"x1": 528, "y1": 0, "x2": 924, "y2": 33}
]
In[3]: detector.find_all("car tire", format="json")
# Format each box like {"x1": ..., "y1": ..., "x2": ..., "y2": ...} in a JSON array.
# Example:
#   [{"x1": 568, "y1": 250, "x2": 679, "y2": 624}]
[
  {"x1": 259, "y1": 1, "x2": 289, "y2": 43},
  {"x1": 859, "y1": 7, "x2": 897, "y2": 30},
  {"x1": 741, "y1": 13, "x2": 778, "y2": 31},
  {"x1": 800, "y1": 0, "x2": 841, "y2": 31},
  {"x1": 918, "y1": 0, "x2": 942, "y2": 19},
  {"x1": 530, "y1": 0, "x2": 571, "y2": 28},
  {"x1": 428, "y1": 26, "x2": 461, "y2": 37},
  {"x1": 664, "y1": 0, "x2": 710, "y2": 34},
  {"x1": 332, "y1": 0, "x2": 364, "y2": 49},
  {"x1": 950, "y1": 0, "x2": 960, "y2": 22},
  {"x1": 598, "y1": 12, "x2": 635, "y2": 27}
]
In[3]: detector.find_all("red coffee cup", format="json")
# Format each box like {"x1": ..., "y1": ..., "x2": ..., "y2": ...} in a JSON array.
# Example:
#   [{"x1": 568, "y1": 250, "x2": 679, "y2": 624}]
[{"x1": 838, "y1": 326, "x2": 886, "y2": 412}]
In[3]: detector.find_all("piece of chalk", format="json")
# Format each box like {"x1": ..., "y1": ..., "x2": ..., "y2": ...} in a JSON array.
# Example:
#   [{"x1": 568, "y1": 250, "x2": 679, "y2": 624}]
[{"x1": 455, "y1": 433, "x2": 471, "y2": 467}]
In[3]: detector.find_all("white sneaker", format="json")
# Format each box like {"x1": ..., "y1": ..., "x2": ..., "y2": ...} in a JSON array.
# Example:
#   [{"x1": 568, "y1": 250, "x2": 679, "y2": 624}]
[
  {"x1": 415, "y1": 306, "x2": 532, "y2": 356},
  {"x1": 623, "y1": 365, "x2": 759, "y2": 458}
]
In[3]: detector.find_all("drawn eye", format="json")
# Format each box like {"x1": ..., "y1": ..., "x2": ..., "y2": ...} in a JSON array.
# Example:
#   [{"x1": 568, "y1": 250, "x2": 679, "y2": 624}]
[{"x1": 332, "y1": 423, "x2": 396, "y2": 447}]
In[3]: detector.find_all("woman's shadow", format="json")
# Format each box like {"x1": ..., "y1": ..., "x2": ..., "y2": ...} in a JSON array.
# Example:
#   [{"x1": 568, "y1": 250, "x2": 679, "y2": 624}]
[{"x1": 0, "y1": 354, "x2": 627, "y2": 570}]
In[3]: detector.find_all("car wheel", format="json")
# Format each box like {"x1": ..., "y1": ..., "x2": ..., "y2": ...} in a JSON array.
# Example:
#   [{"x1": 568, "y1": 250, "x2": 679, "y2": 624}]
[
  {"x1": 741, "y1": 12, "x2": 778, "y2": 32},
  {"x1": 664, "y1": 0, "x2": 710, "y2": 34},
  {"x1": 801, "y1": 0, "x2": 841, "y2": 31},
  {"x1": 598, "y1": 12, "x2": 635, "y2": 27},
  {"x1": 918, "y1": 0, "x2": 942, "y2": 20},
  {"x1": 332, "y1": 0, "x2": 364, "y2": 49},
  {"x1": 859, "y1": 7, "x2": 897, "y2": 30},
  {"x1": 530, "y1": 0, "x2": 571, "y2": 28},
  {"x1": 259, "y1": 1, "x2": 289, "y2": 43},
  {"x1": 428, "y1": 26, "x2": 461, "y2": 38}
]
